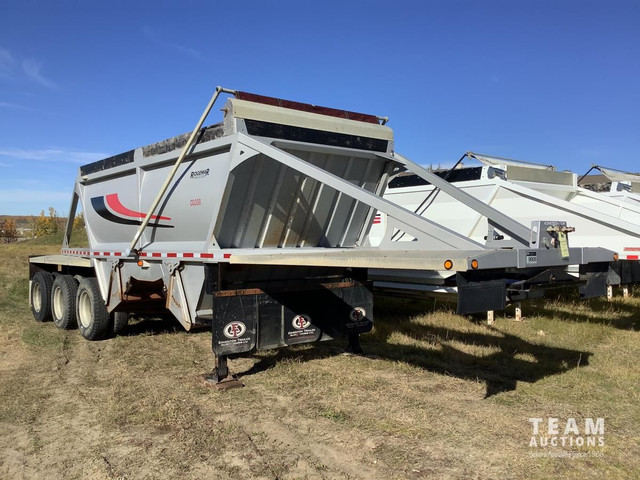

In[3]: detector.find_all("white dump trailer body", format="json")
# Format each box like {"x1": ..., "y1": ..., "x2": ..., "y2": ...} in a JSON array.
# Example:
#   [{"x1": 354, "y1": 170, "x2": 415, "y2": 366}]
[
  {"x1": 579, "y1": 165, "x2": 640, "y2": 224},
  {"x1": 370, "y1": 156, "x2": 638, "y2": 294}
]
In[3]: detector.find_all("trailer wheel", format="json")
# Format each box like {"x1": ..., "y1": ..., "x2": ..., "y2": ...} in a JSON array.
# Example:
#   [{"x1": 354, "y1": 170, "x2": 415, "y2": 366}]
[
  {"x1": 31, "y1": 271, "x2": 54, "y2": 322},
  {"x1": 76, "y1": 277, "x2": 109, "y2": 340},
  {"x1": 51, "y1": 275, "x2": 78, "y2": 330},
  {"x1": 112, "y1": 311, "x2": 129, "y2": 335}
]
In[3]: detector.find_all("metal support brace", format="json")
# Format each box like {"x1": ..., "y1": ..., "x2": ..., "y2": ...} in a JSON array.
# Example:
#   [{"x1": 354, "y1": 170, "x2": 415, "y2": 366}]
[
  {"x1": 237, "y1": 135, "x2": 485, "y2": 251},
  {"x1": 128, "y1": 86, "x2": 237, "y2": 255},
  {"x1": 390, "y1": 152, "x2": 532, "y2": 247}
]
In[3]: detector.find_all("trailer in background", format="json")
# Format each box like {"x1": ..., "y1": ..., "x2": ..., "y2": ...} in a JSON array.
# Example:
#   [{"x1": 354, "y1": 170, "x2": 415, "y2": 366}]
[
  {"x1": 579, "y1": 164, "x2": 640, "y2": 207},
  {"x1": 369, "y1": 152, "x2": 633, "y2": 304}
]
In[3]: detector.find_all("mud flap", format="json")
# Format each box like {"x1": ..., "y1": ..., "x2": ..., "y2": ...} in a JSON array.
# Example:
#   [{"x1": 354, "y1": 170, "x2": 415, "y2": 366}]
[
  {"x1": 456, "y1": 272, "x2": 506, "y2": 315},
  {"x1": 212, "y1": 295, "x2": 258, "y2": 356},
  {"x1": 579, "y1": 262, "x2": 609, "y2": 298},
  {"x1": 211, "y1": 284, "x2": 373, "y2": 356},
  {"x1": 608, "y1": 260, "x2": 640, "y2": 285}
]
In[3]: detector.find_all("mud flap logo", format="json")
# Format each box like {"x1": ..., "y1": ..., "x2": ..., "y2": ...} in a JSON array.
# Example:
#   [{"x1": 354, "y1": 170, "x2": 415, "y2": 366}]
[
  {"x1": 223, "y1": 321, "x2": 247, "y2": 339},
  {"x1": 350, "y1": 307, "x2": 367, "y2": 322},
  {"x1": 292, "y1": 314, "x2": 311, "y2": 330},
  {"x1": 286, "y1": 314, "x2": 320, "y2": 344}
]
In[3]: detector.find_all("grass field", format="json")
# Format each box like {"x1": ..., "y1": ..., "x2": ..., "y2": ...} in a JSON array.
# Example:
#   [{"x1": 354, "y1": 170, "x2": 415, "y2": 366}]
[{"x1": 1, "y1": 237, "x2": 639, "y2": 479}]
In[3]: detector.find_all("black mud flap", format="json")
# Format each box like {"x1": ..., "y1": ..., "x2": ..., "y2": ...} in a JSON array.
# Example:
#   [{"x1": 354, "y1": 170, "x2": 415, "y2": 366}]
[
  {"x1": 212, "y1": 296, "x2": 258, "y2": 356},
  {"x1": 456, "y1": 272, "x2": 506, "y2": 315},
  {"x1": 579, "y1": 262, "x2": 610, "y2": 298},
  {"x1": 609, "y1": 260, "x2": 640, "y2": 285},
  {"x1": 212, "y1": 284, "x2": 373, "y2": 355}
]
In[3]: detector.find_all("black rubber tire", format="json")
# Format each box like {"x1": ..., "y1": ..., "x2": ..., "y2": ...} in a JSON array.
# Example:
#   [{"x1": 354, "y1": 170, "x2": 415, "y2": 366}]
[
  {"x1": 31, "y1": 271, "x2": 54, "y2": 322},
  {"x1": 112, "y1": 311, "x2": 129, "y2": 335},
  {"x1": 51, "y1": 275, "x2": 78, "y2": 329},
  {"x1": 76, "y1": 277, "x2": 109, "y2": 340}
]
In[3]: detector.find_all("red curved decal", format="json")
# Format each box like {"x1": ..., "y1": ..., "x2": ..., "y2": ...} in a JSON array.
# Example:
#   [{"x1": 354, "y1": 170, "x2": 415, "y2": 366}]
[{"x1": 105, "y1": 193, "x2": 171, "y2": 221}]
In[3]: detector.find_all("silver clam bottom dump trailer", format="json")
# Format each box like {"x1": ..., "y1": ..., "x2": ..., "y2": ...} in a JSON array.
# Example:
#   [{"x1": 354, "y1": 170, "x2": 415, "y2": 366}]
[{"x1": 28, "y1": 88, "x2": 615, "y2": 387}]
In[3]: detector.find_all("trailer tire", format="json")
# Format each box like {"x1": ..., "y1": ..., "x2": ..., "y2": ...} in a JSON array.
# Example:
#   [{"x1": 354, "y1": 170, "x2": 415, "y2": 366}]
[
  {"x1": 112, "y1": 311, "x2": 129, "y2": 335},
  {"x1": 31, "y1": 271, "x2": 54, "y2": 322},
  {"x1": 76, "y1": 277, "x2": 109, "y2": 340},
  {"x1": 52, "y1": 275, "x2": 78, "y2": 330}
]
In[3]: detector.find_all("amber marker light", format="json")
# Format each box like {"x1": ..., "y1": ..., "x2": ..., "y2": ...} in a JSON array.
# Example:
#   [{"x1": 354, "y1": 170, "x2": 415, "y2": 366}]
[
  {"x1": 137, "y1": 260, "x2": 144, "y2": 267},
  {"x1": 471, "y1": 259, "x2": 479, "y2": 269},
  {"x1": 444, "y1": 260, "x2": 453, "y2": 270}
]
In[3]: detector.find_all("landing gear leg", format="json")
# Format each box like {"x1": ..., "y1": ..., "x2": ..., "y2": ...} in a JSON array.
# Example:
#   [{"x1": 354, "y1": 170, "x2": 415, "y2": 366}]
[
  {"x1": 204, "y1": 355, "x2": 244, "y2": 389},
  {"x1": 345, "y1": 333, "x2": 364, "y2": 355}
]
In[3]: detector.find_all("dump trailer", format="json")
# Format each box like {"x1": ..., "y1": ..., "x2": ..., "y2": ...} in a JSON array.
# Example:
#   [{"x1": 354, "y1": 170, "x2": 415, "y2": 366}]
[
  {"x1": 471, "y1": 154, "x2": 640, "y2": 287},
  {"x1": 28, "y1": 88, "x2": 615, "y2": 385},
  {"x1": 369, "y1": 152, "x2": 635, "y2": 297},
  {"x1": 579, "y1": 164, "x2": 640, "y2": 208}
]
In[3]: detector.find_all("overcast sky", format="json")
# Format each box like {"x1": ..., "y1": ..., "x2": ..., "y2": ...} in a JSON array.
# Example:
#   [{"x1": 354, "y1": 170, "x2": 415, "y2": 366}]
[{"x1": 1, "y1": 0, "x2": 639, "y2": 215}]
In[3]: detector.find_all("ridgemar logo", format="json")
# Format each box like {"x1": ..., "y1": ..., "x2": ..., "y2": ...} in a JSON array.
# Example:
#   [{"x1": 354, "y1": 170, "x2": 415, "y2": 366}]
[
  {"x1": 528, "y1": 417, "x2": 605, "y2": 453},
  {"x1": 91, "y1": 193, "x2": 173, "y2": 228},
  {"x1": 190, "y1": 168, "x2": 210, "y2": 179}
]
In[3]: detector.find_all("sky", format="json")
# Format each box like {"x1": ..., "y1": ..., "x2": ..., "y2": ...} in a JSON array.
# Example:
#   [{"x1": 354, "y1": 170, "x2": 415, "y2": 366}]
[{"x1": 1, "y1": 0, "x2": 639, "y2": 216}]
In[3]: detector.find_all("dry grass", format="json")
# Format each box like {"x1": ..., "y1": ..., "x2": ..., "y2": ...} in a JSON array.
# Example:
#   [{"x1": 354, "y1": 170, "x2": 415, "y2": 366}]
[{"x1": 0, "y1": 238, "x2": 639, "y2": 479}]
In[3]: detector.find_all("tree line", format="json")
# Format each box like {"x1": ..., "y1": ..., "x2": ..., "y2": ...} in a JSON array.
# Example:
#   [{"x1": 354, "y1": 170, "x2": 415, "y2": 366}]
[{"x1": 0, "y1": 208, "x2": 85, "y2": 243}]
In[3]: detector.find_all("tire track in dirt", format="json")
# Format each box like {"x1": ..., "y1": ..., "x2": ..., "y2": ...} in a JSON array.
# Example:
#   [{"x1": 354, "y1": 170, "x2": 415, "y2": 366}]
[{"x1": 215, "y1": 389, "x2": 385, "y2": 480}]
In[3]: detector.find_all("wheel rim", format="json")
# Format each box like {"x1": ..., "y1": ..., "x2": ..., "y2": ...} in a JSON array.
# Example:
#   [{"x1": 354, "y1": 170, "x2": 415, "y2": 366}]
[
  {"x1": 78, "y1": 290, "x2": 92, "y2": 328},
  {"x1": 53, "y1": 286, "x2": 63, "y2": 320},
  {"x1": 33, "y1": 282, "x2": 41, "y2": 312}
]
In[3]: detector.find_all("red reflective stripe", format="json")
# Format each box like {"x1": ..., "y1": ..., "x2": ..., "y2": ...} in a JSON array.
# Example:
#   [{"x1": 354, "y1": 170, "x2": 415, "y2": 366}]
[
  {"x1": 200, "y1": 253, "x2": 214, "y2": 259},
  {"x1": 183, "y1": 252, "x2": 194, "y2": 258},
  {"x1": 627, "y1": 255, "x2": 639, "y2": 260},
  {"x1": 104, "y1": 252, "x2": 111, "y2": 256},
  {"x1": 152, "y1": 252, "x2": 162, "y2": 257},
  {"x1": 139, "y1": 252, "x2": 147, "y2": 257},
  {"x1": 115, "y1": 252, "x2": 122, "y2": 257},
  {"x1": 167, "y1": 253, "x2": 177, "y2": 258},
  {"x1": 223, "y1": 253, "x2": 231, "y2": 259}
]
